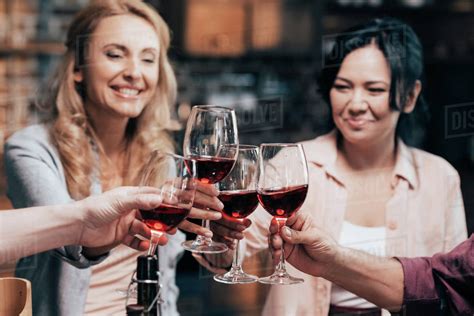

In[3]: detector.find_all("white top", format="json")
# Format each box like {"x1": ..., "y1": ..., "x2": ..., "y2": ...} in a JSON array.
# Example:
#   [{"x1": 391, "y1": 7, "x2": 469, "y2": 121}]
[
  {"x1": 330, "y1": 220, "x2": 386, "y2": 308},
  {"x1": 85, "y1": 245, "x2": 143, "y2": 315}
]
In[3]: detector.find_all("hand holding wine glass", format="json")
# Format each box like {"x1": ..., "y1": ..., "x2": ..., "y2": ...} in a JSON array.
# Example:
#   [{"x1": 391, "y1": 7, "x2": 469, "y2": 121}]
[
  {"x1": 213, "y1": 145, "x2": 259, "y2": 284},
  {"x1": 177, "y1": 182, "x2": 225, "y2": 237},
  {"x1": 137, "y1": 151, "x2": 197, "y2": 256},
  {"x1": 257, "y1": 143, "x2": 309, "y2": 285},
  {"x1": 182, "y1": 105, "x2": 238, "y2": 254}
]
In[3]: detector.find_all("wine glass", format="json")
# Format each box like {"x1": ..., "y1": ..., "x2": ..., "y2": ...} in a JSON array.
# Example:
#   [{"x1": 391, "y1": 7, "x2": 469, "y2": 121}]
[
  {"x1": 257, "y1": 143, "x2": 309, "y2": 285},
  {"x1": 181, "y1": 105, "x2": 239, "y2": 254},
  {"x1": 213, "y1": 145, "x2": 259, "y2": 284},
  {"x1": 137, "y1": 151, "x2": 197, "y2": 256}
]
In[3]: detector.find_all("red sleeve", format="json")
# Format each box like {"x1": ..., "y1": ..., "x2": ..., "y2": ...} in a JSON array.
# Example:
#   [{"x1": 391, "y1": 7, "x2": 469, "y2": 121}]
[
  {"x1": 396, "y1": 235, "x2": 474, "y2": 315},
  {"x1": 397, "y1": 256, "x2": 439, "y2": 301}
]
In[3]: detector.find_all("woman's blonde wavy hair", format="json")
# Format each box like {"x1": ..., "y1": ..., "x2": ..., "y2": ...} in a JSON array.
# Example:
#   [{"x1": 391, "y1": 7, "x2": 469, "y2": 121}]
[{"x1": 39, "y1": 0, "x2": 178, "y2": 200}]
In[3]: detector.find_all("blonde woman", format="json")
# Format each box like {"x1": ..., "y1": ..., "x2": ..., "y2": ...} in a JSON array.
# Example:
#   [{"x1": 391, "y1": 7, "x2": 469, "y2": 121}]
[{"x1": 4, "y1": 1, "x2": 222, "y2": 315}]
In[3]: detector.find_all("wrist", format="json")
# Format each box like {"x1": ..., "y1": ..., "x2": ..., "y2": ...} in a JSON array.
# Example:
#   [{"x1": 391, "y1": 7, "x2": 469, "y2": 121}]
[
  {"x1": 69, "y1": 199, "x2": 90, "y2": 246},
  {"x1": 318, "y1": 244, "x2": 344, "y2": 279},
  {"x1": 43, "y1": 202, "x2": 85, "y2": 247}
]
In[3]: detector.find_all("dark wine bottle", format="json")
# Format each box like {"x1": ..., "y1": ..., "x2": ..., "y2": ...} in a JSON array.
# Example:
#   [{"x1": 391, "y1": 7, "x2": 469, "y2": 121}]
[{"x1": 126, "y1": 255, "x2": 160, "y2": 316}]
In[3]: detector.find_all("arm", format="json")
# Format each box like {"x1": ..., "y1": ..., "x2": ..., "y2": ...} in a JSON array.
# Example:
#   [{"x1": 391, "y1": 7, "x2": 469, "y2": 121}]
[
  {"x1": 0, "y1": 186, "x2": 167, "y2": 265},
  {"x1": 397, "y1": 235, "x2": 474, "y2": 314},
  {"x1": 4, "y1": 127, "x2": 105, "y2": 267},
  {"x1": 0, "y1": 204, "x2": 84, "y2": 264},
  {"x1": 271, "y1": 214, "x2": 474, "y2": 313},
  {"x1": 323, "y1": 246, "x2": 404, "y2": 311},
  {"x1": 269, "y1": 214, "x2": 404, "y2": 311}
]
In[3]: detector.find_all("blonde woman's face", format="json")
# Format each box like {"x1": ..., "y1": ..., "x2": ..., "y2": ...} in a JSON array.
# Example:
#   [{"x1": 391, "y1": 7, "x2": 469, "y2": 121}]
[
  {"x1": 329, "y1": 45, "x2": 399, "y2": 147},
  {"x1": 74, "y1": 14, "x2": 160, "y2": 119}
]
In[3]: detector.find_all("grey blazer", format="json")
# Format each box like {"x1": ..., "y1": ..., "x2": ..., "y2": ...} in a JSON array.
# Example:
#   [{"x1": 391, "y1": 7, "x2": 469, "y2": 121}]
[{"x1": 4, "y1": 124, "x2": 184, "y2": 316}]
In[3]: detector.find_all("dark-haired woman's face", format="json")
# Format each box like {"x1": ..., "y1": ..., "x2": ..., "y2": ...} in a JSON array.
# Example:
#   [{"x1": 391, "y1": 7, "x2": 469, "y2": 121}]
[{"x1": 330, "y1": 45, "x2": 400, "y2": 147}]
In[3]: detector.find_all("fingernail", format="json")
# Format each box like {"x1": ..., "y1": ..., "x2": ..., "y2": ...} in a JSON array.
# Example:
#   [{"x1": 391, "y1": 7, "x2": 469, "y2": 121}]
[
  {"x1": 282, "y1": 227, "x2": 292, "y2": 238},
  {"x1": 204, "y1": 231, "x2": 213, "y2": 238},
  {"x1": 217, "y1": 201, "x2": 224, "y2": 210},
  {"x1": 213, "y1": 212, "x2": 222, "y2": 220}
]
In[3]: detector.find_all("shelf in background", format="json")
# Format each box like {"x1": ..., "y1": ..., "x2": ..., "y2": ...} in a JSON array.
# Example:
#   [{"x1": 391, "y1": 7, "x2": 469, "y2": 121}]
[
  {"x1": 326, "y1": 3, "x2": 474, "y2": 17},
  {"x1": 0, "y1": 42, "x2": 65, "y2": 55}
]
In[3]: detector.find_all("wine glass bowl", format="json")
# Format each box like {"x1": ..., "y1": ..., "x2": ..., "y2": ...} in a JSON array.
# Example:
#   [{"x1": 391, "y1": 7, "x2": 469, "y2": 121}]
[
  {"x1": 213, "y1": 145, "x2": 260, "y2": 284},
  {"x1": 257, "y1": 143, "x2": 309, "y2": 285},
  {"x1": 137, "y1": 151, "x2": 197, "y2": 256},
  {"x1": 181, "y1": 105, "x2": 239, "y2": 254},
  {"x1": 257, "y1": 184, "x2": 308, "y2": 219}
]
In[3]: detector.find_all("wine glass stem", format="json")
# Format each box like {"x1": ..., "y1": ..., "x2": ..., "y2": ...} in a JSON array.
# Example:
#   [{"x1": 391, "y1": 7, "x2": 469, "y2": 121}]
[
  {"x1": 148, "y1": 230, "x2": 163, "y2": 256},
  {"x1": 194, "y1": 219, "x2": 211, "y2": 245},
  {"x1": 232, "y1": 238, "x2": 241, "y2": 270},
  {"x1": 276, "y1": 218, "x2": 287, "y2": 274}
]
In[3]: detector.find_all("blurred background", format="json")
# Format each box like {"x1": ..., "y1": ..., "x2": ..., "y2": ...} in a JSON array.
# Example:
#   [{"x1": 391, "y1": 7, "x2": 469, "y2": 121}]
[{"x1": 0, "y1": 0, "x2": 473, "y2": 314}]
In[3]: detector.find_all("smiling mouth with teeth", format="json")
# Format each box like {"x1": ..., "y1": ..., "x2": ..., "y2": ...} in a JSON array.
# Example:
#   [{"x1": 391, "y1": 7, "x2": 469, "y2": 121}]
[{"x1": 112, "y1": 86, "x2": 142, "y2": 97}]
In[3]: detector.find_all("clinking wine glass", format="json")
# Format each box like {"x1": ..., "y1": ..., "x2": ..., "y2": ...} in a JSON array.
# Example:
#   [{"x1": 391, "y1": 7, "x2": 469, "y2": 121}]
[
  {"x1": 124, "y1": 151, "x2": 196, "y2": 308},
  {"x1": 137, "y1": 151, "x2": 197, "y2": 256},
  {"x1": 181, "y1": 105, "x2": 239, "y2": 254},
  {"x1": 213, "y1": 145, "x2": 259, "y2": 284},
  {"x1": 257, "y1": 143, "x2": 309, "y2": 285}
]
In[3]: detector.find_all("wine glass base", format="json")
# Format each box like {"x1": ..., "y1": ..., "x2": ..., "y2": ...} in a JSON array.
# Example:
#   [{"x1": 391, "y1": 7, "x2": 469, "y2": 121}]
[
  {"x1": 258, "y1": 272, "x2": 304, "y2": 285},
  {"x1": 214, "y1": 270, "x2": 258, "y2": 284},
  {"x1": 181, "y1": 240, "x2": 228, "y2": 254}
]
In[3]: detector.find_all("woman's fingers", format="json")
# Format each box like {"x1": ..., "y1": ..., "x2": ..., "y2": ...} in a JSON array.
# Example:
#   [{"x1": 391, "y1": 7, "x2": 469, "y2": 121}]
[
  {"x1": 178, "y1": 220, "x2": 213, "y2": 238},
  {"x1": 193, "y1": 193, "x2": 223, "y2": 211},
  {"x1": 215, "y1": 217, "x2": 251, "y2": 231},
  {"x1": 188, "y1": 207, "x2": 222, "y2": 221},
  {"x1": 195, "y1": 182, "x2": 219, "y2": 197},
  {"x1": 210, "y1": 221, "x2": 245, "y2": 240},
  {"x1": 192, "y1": 182, "x2": 223, "y2": 210}
]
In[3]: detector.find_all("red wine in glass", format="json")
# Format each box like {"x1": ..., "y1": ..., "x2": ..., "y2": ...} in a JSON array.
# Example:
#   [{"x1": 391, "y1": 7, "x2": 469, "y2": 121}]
[
  {"x1": 182, "y1": 105, "x2": 238, "y2": 254},
  {"x1": 218, "y1": 190, "x2": 259, "y2": 219},
  {"x1": 213, "y1": 145, "x2": 260, "y2": 285},
  {"x1": 257, "y1": 143, "x2": 308, "y2": 285},
  {"x1": 139, "y1": 204, "x2": 191, "y2": 232},
  {"x1": 189, "y1": 156, "x2": 236, "y2": 184},
  {"x1": 257, "y1": 185, "x2": 308, "y2": 218}
]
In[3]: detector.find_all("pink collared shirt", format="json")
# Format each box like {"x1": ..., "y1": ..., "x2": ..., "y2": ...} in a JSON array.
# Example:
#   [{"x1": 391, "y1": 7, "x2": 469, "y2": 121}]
[{"x1": 242, "y1": 130, "x2": 467, "y2": 316}]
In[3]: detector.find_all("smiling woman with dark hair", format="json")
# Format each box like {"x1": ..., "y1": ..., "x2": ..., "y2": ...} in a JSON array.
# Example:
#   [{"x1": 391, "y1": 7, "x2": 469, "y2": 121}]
[
  {"x1": 204, "y1": 17, "x2": 467, "y2": 316},
  {"x1": 318, "y1": 17, "x2": 430, "y2": 145}
]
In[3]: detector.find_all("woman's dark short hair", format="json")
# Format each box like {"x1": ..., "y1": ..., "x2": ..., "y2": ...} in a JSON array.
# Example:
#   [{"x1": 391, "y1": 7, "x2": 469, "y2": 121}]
[{"x1": 318, "y1": 17, "x2": 429, "y2": 145}]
